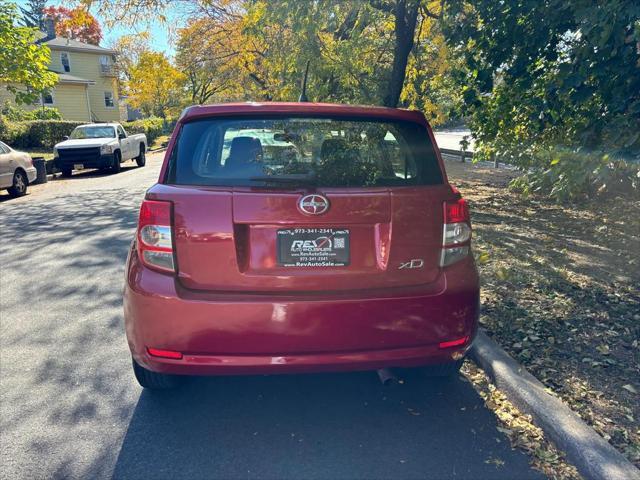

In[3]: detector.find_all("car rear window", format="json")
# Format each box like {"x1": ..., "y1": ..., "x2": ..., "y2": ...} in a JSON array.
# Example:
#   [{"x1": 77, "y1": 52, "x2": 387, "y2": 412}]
[{"x1": 166, "y1": 116, "x2": 443, "y2": 187}]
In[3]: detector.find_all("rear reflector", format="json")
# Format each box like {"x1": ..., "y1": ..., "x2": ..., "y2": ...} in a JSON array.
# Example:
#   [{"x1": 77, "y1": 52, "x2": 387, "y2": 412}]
[
  {"x1": 147, "y1": 347, "x2": 183, "y2": 359},
  {"x1": 439, "y1": 336, "x2": 469, "y2": 349}
]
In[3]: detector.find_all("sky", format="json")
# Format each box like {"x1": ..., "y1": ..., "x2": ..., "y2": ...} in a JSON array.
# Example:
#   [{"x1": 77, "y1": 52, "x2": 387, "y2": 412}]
[{"x1": 14, "y1": 0, "x2": 181, "y2": 55}]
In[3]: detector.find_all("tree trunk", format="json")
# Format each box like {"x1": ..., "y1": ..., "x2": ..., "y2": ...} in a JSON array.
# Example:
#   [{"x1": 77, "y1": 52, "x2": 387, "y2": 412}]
[{"x1": 382, "y1": 0, "x2": 420, "y2": 108}]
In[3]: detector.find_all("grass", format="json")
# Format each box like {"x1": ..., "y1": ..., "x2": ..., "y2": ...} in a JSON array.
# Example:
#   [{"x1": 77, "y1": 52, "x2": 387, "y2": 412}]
[{"x1": 446, "y1": 158, "x2": 640, "y2": 468}]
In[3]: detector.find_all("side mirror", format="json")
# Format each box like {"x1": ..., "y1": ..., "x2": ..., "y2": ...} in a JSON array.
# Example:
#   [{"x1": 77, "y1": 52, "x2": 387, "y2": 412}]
[
  {"x1": 63, "y1": 135, "x2": 69, "y2": 141},
  {"x1": 119, "y1": 133, "x2": 126, "y2": 139}
]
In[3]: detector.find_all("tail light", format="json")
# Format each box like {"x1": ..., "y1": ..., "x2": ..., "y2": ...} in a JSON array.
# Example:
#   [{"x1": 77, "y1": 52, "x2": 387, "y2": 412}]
[
  {"x1": 137, "y1": 200, "x2": 175, "y2": 273},
  {"x1": 441, "y1": 198, "x2": 472, "y2": 267}
]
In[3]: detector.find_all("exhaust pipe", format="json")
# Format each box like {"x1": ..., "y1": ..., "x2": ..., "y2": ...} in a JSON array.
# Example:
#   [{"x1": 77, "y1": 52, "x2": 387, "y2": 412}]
[{"x1": 377, "y1": 368, "x2": 398, "y2": 386}]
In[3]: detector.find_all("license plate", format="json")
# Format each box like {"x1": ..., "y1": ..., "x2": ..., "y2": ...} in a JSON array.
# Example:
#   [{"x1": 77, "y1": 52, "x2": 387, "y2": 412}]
[
  {"x1": 277, "y1": 228, "x2": 350, "y2": 267},
  {"x1": 74, "y1": 164, "x2": 84, "y2": 170}
]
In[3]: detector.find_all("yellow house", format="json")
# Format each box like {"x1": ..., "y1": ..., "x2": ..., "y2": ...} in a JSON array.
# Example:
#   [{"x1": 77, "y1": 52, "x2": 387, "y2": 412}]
[{"x1": 0, "y1": 35, "x2": 121, "y2": 122}]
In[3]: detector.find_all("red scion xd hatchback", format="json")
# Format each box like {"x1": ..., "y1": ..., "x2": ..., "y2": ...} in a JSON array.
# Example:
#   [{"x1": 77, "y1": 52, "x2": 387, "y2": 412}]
[{"x1": 124, "y1": 102, "x2": 479, "y2": 389}]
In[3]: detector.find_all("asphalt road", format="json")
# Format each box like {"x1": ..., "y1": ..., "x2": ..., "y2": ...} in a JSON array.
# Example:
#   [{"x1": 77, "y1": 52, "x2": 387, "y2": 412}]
[
  {"x1": 0, "y1": 153, "x2": 543, "y2": 480},
  {"x1": 432, "y1": 130, "x2": 475, "y2": 152}
]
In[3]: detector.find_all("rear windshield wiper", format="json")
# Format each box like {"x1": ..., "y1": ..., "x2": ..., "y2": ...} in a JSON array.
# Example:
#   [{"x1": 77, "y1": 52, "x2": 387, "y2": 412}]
[{"x1": 248, "y1": 174, "x2": 317, "y2": 186}]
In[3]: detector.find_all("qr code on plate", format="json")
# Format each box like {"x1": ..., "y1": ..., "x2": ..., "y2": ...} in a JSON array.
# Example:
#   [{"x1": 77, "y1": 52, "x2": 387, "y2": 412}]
[{"x1": 334, "y1": 237, "x2": 345, "y2": 249}]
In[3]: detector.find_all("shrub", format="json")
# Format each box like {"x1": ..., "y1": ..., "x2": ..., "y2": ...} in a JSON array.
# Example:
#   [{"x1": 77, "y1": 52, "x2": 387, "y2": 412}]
[
  {"x1": 509, "y1": 148, "x2": 640, "y2": 202},
  {"x1": 123, "y1": 117, "x2": 165, "y2": 145},
  {"x1": 25, "y1": 120, "x2": 86, "y2": 148},
  {"x1": 0, "y1": 116, "x2": 176, "y2": 151},
  {"x1": 0, "y1": 118, "x2": 85, "y2": 149},
  {"x1": 1, "y1": 103, "x2": 63, "y2": 121},
  {"x1": 0, "y1": 116, "x2": 29, "y2": 147}
]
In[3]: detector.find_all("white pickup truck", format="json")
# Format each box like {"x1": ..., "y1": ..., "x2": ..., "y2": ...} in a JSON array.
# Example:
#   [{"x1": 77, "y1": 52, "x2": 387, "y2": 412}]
[{"x1": 53, "y1": 123, "x2": 147, "y2": 177}]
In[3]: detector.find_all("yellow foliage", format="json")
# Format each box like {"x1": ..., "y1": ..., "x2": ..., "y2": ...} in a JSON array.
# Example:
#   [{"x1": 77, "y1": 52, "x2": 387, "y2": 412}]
[{"x1": 127, "y1": 51, "x2": 186, "y2": 118}]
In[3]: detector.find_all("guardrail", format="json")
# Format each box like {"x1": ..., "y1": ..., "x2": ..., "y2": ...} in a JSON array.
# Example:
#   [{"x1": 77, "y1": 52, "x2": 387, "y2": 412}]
[
  {"x1": 439, "y1": 147, "x2": 502, "y2": 168},
  {"x1": 439, "y1": 147, "x2": 474, "y2": 162}
]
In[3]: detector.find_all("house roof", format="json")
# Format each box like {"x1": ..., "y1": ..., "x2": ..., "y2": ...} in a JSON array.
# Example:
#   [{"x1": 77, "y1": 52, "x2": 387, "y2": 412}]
[
  {"x1": 57, "y1": 73, "x2": 96, "y2": 85},
  {"x1": 43, "y1": 36, "x2": 116, "y2": 55}
]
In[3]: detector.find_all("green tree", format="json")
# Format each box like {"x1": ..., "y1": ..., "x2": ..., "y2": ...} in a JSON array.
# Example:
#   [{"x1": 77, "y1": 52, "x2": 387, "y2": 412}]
[
  {"x1": 442, "y1": 0, "x2": 640, "y2": 160},
  {"x1": 0, "y1": 2, "x2": 58, "y2": 105}
]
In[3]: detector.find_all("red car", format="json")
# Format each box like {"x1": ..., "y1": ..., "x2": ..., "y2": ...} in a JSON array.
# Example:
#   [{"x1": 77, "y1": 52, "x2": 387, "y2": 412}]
[{"x1": 124, "y1": 102, "x2": 479, "y2": 389}]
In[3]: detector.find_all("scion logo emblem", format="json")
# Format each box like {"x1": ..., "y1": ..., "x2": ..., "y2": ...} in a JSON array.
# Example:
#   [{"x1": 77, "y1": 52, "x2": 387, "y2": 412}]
[{"x1": 298, "y1": 194, "x2": 330, "y2": 215}]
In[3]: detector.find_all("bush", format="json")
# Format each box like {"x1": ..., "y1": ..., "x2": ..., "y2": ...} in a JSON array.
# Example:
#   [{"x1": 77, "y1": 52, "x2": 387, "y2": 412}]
[
  {"x1": 0, "y1": 116, "x2": 175, "y2": 151},
  {"x1": 123, "y1": 117, "x2": 165, "y2": 145},
  {"x1": 1, "y1": 103, "x2": 63, "y2": 121},
  {"x1": 0, "y1": 118, "x2": 85, "y2": 149},
  {"x1": 0, "y1": 116, "x2": 29, "y2": 147},
  {"x1": 509, "y1": 148, "x2": 640, "y2": 202}
]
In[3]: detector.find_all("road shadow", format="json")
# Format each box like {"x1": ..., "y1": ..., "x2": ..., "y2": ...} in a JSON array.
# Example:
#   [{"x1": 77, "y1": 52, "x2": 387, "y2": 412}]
[
  {"x1": 49, "y1": 162, "x2": 141, "y2": 182},
  {"x1": 110, "y1": 371, "x2": 542, "y2": 480},
  {"x1": 1, "y1": 165, "x2": 541, "y2": 480},
  {"x1": 0, "y1": 162, "x2": 142, "y2": 203}
]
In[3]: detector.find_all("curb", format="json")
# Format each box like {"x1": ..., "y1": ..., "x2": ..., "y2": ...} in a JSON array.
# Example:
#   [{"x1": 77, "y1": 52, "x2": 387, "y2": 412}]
[{"x1": 470, "y1": 330, "x2": 640, "y2": 480}]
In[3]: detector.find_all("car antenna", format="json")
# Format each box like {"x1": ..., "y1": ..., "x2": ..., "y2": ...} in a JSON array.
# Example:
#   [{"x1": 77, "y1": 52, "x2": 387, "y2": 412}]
[{"x1": 298, "y1": 60, "x2": 311, "y2": 102}]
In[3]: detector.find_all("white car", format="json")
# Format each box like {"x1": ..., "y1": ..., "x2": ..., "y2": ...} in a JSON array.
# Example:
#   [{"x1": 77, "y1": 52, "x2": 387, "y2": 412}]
[
  {"x1": 0, "y1": 141, "x2": 37, "y2": 197},
  {"x1": 53, "y1": 123, "x2": 147, "y2": 177}
]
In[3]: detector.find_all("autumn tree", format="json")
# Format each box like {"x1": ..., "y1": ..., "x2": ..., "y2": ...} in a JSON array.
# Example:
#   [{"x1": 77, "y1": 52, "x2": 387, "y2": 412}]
[
  {"x1": 109, "y1": 32, "x2": 152, "y2": 87},
  {"x1": 0, "y1": 2, "x2": 57, "y2": 105},
  {"x1": 43, "y1": 6, "x2": 103, "y2": 45},
  {"x1": 127, "y1": 51, "x2": 186, "y2": 118},
  {"x1": 176, "y1": 18, "x2": 238, "y2": 104},
  {"x1": 77, "y1": 0, "x2": 456, "y2": 118},
  {"x1": 248, "y1": 0, "x2": 453, "y2": 117}
]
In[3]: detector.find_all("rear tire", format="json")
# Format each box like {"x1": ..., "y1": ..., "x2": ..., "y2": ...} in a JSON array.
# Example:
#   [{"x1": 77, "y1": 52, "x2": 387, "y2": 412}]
[
  {"x1": 422, "y1": 359, "x2": 464, "y2": 377},
  {"x1": 132, "y1": 358, "x2": 181, "y2": 390},
  {"x1": 135, "y1": 145, "x2": 146, "y2": 167},
  {"x1": 7, "y1": 170, "x2": 28, "y2": 197},
  {"x1": 111, "y1": 151, "x2": 122, "y2": 174}
]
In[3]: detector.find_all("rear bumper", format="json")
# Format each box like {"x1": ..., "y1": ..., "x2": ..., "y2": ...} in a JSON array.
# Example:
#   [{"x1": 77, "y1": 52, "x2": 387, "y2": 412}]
[
  {"x1": 25, "y1": 167, "x2": 37, "y2": 183},
  {"x1": 124, "y1": 247, "x2": 480, "y2": 376},
  {"x1": 54, "y1": 153, "x2": 114, "y2": 170}
]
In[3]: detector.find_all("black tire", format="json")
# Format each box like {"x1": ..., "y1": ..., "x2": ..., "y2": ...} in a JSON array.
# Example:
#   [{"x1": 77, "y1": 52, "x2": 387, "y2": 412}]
[
  {"x1": 111, "y1": 151, "x2": 122, "y2": 174},
  {"x1": 422, "y1": 359, "x2": 464, "y2": 377},
  {"x1": 132, "y1": 358, "x2": 181, "y2": 390},
  {"x1": 7, "y1": 170, "x2": 28, "y2": 197},
  {"x1": 135, "y1": 145, "x2": 146, "y2": 167},
  {"x1": 61, "y1": 167, "x2": 73, "y2": 178}
]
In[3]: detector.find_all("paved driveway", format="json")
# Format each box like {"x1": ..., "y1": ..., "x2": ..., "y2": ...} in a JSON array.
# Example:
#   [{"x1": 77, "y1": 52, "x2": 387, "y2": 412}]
[{"x1": 0, "y1": 154, "x2": 543, "y2": 479}]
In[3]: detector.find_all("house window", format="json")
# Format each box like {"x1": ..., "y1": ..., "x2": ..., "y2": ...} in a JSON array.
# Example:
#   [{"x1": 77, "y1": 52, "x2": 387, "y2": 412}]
[
  {"x1": 42, "y1": 91, "x2": 54, "y2": 105},
  {"x1": 99, "y1": 55, "x2": 111, "y2": 74},
  {"x1": 104, "y1": 91, "x2": 115, "y2": 108},
  {"x1": 61, "y1": 52, "x2": 70, "y2": 72}
]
